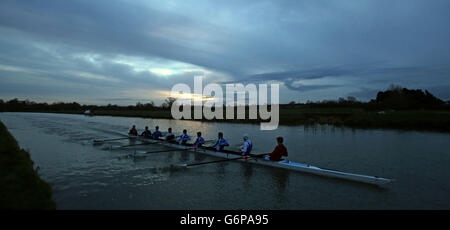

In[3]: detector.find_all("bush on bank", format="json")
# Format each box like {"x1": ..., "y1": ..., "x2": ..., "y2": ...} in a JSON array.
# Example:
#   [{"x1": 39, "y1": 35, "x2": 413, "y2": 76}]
[{"x1": 0, "y1": 121, "x2": 55, "y2": 210}]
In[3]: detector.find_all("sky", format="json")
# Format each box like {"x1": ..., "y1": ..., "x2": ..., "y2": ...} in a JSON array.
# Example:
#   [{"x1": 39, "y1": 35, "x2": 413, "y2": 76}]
[{"x1": 0, "y1": 0, "x2": 449, "y2": 105}]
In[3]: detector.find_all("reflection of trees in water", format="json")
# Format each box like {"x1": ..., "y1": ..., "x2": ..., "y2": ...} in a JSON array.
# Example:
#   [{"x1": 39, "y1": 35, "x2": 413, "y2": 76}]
[{"x1": 304, "y1": 124, "x2": 318, "y2": 135}]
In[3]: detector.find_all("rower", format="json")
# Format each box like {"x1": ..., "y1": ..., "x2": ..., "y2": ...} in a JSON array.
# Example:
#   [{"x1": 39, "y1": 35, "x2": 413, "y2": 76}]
[
  {"x1": 265, "y1": 136, "x2": 288, "y2": 161},
  {"x1": 128, "y1": 125, "x2": 138, "y2": 136},
  {"x1": 165, "y1": 127, "x2": 175, "y2": 141},
  {"x1": 240, "y1": 133, "x2": 253, "y2": 156},
  {"x1": 140, "y1": 126, "x2": 152, "y2": 138},
  {"x1": 212, "y1": 132, "x2": 229, "y2": 151},
  {"x1": 177, "y1": 129, "x2": 191, "y2": 145},
  {"x1": 193, "y1": 132, "x2": 205, "y2": 147},
  {"x1": 152, "y1": 126, "x2": 162, "y2": 139}
]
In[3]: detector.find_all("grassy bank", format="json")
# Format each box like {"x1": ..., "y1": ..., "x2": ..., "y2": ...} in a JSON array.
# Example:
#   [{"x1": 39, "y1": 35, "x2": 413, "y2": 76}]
[
  {"x1": 41, "y1": 107, "x2": 450, "y2": 132},
  {"x1": 278, "y1": 108, "x2": 450, "y2": 132},
  {"x1": 0, "y1": 121, "x2": 55, "y2": 209}
]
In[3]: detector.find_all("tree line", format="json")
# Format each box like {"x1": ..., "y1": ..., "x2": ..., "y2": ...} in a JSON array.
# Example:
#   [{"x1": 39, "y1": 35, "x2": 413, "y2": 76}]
[
  {"x1": 1, "y1": 86, "x2": 449, "y2": 112},
  {"x1": 287, "y1": 85, "x2": 449, "y2": 110}
]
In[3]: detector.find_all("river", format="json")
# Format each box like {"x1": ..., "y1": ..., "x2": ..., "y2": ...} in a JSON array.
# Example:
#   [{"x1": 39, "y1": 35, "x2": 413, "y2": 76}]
[{"x1": 1, "y1": 112, "x2": 449, "y2": 209}]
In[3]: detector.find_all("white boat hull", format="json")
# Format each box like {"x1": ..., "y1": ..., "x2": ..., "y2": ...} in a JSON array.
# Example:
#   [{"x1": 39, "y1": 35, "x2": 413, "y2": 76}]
[{"x1": 128, "y1": 135, "x2": 393, "y2": 186}]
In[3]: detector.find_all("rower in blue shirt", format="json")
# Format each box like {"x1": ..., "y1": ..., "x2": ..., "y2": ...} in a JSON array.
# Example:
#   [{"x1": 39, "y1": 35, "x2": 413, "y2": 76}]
[
  {"x1": 140, "y1": 126, "x2": 152, "y2": 138},
  {"x1": 165, "y1": 127, "x2": 175, "y2": 141},
  {"x1": 152, "y1": 126, "x2": 162, "y2": 139},
  {"x1": 241, "y1": 133, "x2": 253, "y2": 156},
  {"x1": 212, "y1": 132, "x2": 229, "y2": 151},
  {"x1": 177, "y1": 129, "x2": 191, "y2": 145},
  {"x1": 193, "y1": 132, "x2": 205, "y2": 147}
]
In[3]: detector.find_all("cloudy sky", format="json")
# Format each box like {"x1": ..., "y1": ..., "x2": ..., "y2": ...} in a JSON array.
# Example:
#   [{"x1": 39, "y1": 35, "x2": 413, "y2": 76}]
[{"x1": 1, "y1": 0, "x2": 449, "y2": 105}]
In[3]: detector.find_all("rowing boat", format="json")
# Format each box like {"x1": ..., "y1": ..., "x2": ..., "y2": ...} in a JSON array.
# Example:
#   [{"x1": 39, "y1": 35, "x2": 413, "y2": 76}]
[{"x1": 126, "y1": 135, "x2": 393, "y2": 186}]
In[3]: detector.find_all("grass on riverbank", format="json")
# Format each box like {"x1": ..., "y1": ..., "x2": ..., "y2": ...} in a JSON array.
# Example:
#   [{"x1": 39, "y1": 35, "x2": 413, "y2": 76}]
[
  {"x1": 278, "y1": 108, "x2": 450, "y2": 131},
  {"x1": 42, "y1": 107, "x2": 450, "y2": 132},
  {"x1": 0, "y1": 121, "x2": 55, "y2": 210}
]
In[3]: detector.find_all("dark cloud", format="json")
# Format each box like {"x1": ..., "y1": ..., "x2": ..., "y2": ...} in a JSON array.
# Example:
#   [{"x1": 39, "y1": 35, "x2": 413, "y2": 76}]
[
  {"x1": 219, "y1": 64, "x2": 443, "y2": 94},
  {"x1": 1, "y1": 0, "x2": 450, "y2": 104}
]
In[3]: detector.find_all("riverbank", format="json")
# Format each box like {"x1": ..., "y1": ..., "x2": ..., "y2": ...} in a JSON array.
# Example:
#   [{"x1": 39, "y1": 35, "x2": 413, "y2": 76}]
[
  {"x1": 29, "y1": 108, "x2": 450, "y2": 132},
  {"x1": 0, "y1": 121, "x2": 55, "y2": 209}
]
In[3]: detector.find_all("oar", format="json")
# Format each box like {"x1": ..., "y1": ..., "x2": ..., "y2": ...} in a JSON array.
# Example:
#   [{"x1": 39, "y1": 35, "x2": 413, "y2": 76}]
[
  {"x1": 93, "y1": 137, "x2": 129, "y2": 144},
  {"x1": 110, "y1": 141, "x2": 160, "y2": 150},
  {"x1": 193, "y1": 145, "x2": 242, "y2": 154},
  {"x1": 133, "y1": 147, "x2": 190, "y2": 156},
  {"x1": 176, "y1": 153, "x2": 268, "y2": 167},
  {"x1": 118, "y1": 146, "x2": 190, "y2": 160}
]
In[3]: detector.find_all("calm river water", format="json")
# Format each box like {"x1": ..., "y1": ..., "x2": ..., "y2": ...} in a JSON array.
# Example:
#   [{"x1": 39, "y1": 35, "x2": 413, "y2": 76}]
[{"x1": 1, "y1": 112, "x2": 449, "y2": 209}]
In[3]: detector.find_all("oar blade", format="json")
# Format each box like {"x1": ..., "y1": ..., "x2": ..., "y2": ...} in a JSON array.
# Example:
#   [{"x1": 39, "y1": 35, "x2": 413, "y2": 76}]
[
  {"x1": 183, "y1": 153, "x2": 268, "y2": 167},
  {"x1": 134, "y1": 150, "x2": 148, "y2": 155},
  {"x1": 93, "y1": 137, "x2": 129, "y2": 143},
  {"x1": 110, "y1": 145, "x2": 122, "y2": 150},
  {"x1": 171, "y1": 163, "x2": 188, "y2": 168}
]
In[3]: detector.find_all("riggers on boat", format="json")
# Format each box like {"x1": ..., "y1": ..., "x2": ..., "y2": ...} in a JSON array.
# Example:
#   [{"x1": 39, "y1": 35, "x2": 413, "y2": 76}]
[{"x1": 127, "y1": 134, "x2": 393, "y2": 186}]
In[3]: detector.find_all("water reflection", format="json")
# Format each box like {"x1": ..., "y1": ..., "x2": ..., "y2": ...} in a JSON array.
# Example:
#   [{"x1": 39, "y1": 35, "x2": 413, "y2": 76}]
[
  {"x1": 193, "y1": 152, "x2": 208, "y2": 162},
  {"x1": 1, "y1": 112, "x2": 450, "y2": 209},
  {"x1": 214, "y1": 163, "x2": 227, "y2": 195},
  {"x1": 241, "y1": 163, "x2": 254, "y2": 190},
  {"x1": 269, "y1": 169, "x2": 289, "y2": 207},
  {"x1": 179, "y1": 151, "x2": 190, "y2": 162},
  {"x1": 269, "y1": 170, "x2": 289, "y2": 194}
]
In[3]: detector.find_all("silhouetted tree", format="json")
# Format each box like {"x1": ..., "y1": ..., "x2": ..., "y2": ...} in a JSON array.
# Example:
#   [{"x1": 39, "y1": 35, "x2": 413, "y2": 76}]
[
  {"x1": 347, "y1": 96, "x2": 357, "y2": 103},
  {"x1": 375, "y1": 86, "x2": 444, "y2": 110},
  {"x1": 388, "y1": 84, "x2": 402, "y2": 92},
  {"x1": 162, "y1": 97, "x2": 176, "y2": 109}
]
